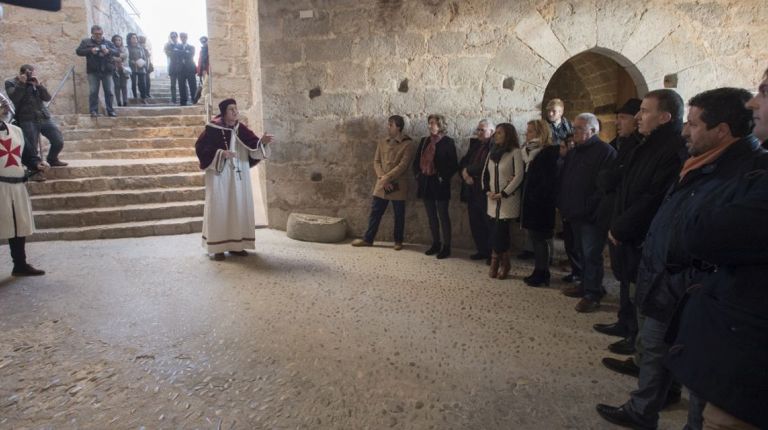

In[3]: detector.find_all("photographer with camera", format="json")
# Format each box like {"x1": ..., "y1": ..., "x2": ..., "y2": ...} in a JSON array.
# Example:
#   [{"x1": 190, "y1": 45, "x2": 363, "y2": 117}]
[
  {"x1": 4, "y1": 64, "x2": 67, "y2": 182},
  {"x1": 76, "y1": 24, "x2": 119, "y2": 117}
]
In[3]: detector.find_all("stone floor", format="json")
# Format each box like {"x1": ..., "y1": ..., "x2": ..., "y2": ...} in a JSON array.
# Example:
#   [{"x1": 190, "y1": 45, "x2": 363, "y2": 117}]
[{"x1": 0, "y1": 230, "x2": 688, "y2": 429}]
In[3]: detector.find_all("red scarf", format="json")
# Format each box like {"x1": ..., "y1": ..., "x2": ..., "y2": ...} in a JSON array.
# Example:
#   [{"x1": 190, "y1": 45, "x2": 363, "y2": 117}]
[
  {"x1": 419, "y1": 134, "x2": 442, "y2": 176},
  {"x1": 679, "y1": 138, "x2": 737, "y2": 181}
]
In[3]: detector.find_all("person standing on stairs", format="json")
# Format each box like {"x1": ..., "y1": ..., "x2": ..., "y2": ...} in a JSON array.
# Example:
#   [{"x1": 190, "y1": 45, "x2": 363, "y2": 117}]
[
  {"x1": 126, "y1": 33, "x2": 149, "y2": 103},
  {"x1": 138, "y1": 35, "x2": 153, "y2": 99},
  {"x1": 195, "y1": 99, "x2": 274, "y2": 261},
  {"x1": 0, "y1": 93, "x2": 45, "y2": 277},
  {"x1": 164, "y1": 32, "x2": 181, "y2": 105},
  {"x1": 4, "y1": 64, "x2": 67, "y2": 183},
  {"x1": 178, "y1": 33, "x2": 197, "y2": 107},
  {"x1": 76, "y1": 24, "x2": 118, "y2": 118}
]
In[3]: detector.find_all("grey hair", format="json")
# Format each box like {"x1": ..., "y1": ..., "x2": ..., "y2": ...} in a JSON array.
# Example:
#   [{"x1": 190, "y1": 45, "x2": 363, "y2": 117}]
[
  {"x1": 479, "y1": 119, "x2": 495, "y2": 131},
  {"x1": 576, "y1": 112, "x2": 600, "y2": 133}
]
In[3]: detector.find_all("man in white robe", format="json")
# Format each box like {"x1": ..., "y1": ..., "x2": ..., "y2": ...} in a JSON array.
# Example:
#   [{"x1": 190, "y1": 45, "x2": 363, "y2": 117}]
[
  {"x1": 0, "y1": 92, "x2": 44, "y2": 276},
  {"x1": 194, "y1": 98, "x2": 272, "y2": 260}
]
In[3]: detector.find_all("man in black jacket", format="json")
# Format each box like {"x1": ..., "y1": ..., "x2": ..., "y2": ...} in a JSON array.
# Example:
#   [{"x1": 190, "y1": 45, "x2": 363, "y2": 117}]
[
  {"x1": 178, "y1": 32, "x2": 197, "y2": 107},
  {"x1": 594, "y1": 92, "x2": 686, "y2": 361},
  {"x1": 75, "y1": 25, "x2": 119, "y2": 117},
  {"x1": 596, "y1": 87, "x2": 761, "y2": 430},
  {"x1": 459, "y1": 119, "x2": 494, "y2": 261},
  {"x1": 558, "y1": 113, "x2": 616, "y2": 312},
  {"x1": 4, "y1": 64, "x2": 67, "y2": 181}
]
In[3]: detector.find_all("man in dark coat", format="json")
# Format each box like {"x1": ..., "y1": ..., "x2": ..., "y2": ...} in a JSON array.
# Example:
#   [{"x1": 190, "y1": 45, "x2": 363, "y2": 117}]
[
  {"x1": 178, "y1": 32, "x2": 197, "y2": 107},
  {"x1": 596, "y1": 87, "x2": 762, "y2": 430},
  {"x1": 459, "y1": 119, "x2": 494, "y2": 261},
  {"x1": 664, "y1": 69, "x2": 768, "y2": 430},
  {"x1": 558, "y1": 113, "x2": 616, "y2": 313},
  {"x1": 75, "y1": 25, "x2": 118, "y2": 117},
  {"x1": 594, "y1": 93, "x2": 686, "y2": 361},
  {"x1": 164, "y1": 32, "x2": 181, "y2": 104}
]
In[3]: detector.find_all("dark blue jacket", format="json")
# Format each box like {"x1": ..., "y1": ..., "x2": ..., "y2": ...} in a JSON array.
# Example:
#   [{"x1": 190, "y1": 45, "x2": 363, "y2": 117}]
[
  {"x1": 635, "y1": 136, "x2": 764, "y2": 323},
  {"x1": 557, "y1": 135, "x2": 616, "y2": 223},
  {"x1": 665, "y1": 150, "x2": 768, "y2": 429}
]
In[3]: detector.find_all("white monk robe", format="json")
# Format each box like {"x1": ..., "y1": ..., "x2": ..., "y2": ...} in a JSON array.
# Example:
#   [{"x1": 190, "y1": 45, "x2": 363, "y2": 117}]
[
  {"x1": 0, "y1": 121, "x2": 35, "y2": 240},
  {"x1": 195, "y1": 119, "x2": 270, "y2": 253}
]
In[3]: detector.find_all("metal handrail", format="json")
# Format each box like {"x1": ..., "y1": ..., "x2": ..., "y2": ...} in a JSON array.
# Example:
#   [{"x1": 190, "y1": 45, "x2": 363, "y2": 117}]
[
  {"x1": 46, "y1": 65, "x2": 78, "y2": 113},
  {"x1": 205, "y1": 63, "x2": 213, "y2": 123}
]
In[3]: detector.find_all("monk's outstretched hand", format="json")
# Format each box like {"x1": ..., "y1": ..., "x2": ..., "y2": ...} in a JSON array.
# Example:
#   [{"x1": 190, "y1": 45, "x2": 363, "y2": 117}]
[{"x1": 262, "y1": 134, "x2": 274, "y2": 145}]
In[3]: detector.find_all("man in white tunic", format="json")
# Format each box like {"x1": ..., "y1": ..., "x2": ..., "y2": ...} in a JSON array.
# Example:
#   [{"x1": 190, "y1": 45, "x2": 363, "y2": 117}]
[
  {"x1": 194, "y1": 98, "x2": 272, "y2": 260},
  {"x1": 0, "y1": 92, "x2": 44, "y2": 276}
]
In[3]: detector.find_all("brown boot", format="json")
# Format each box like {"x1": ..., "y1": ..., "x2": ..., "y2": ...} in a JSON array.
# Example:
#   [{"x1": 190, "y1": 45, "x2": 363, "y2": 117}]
[
  {"x1": 497, "y1": 251, "x2": 511, "y2": 280},
  {"x1": 488, "y1": 251, "x2": 499, "y2": 278}
]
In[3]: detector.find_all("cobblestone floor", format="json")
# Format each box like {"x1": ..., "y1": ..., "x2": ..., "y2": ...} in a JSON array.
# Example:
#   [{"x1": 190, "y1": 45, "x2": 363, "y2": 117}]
[{"x1": 0, "y1": 230, "x2": 688, "y2": 429}]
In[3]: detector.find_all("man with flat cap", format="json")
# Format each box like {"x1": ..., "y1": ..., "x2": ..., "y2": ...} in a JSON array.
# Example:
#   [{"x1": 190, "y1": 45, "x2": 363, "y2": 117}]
[{"x1": 195, "y1": 99, "x2": 274, "y2": 260}]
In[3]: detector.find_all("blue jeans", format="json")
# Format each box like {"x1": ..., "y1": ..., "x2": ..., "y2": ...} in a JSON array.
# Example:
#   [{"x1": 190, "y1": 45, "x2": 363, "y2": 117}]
[
  {"x1": 87, "y1": 73, "x2": 114, "y2": 114},
  {"x1": 571, "y1": 220, "x2": 607, "y2": 300},
  {"x1": 19, "y1": 119, "x2": 64, "y2": 167},
  {"x1": 363, "y1": 197, "x2": 405, "y2": 244}
]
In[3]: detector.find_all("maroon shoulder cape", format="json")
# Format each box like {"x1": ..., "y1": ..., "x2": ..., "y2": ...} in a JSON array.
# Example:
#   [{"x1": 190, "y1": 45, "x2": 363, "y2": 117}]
[{"x1": 194, "y1": 118, "x2": 263, "y2": 169}]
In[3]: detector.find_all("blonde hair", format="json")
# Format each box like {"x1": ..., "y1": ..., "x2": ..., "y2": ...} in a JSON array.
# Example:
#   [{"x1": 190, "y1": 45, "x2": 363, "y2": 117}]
[
  {"x1": 527, "y1": 119, "x2": 553, "y2": 146},
  {"x1": 546, "y1": 98, "x2": 565, "y2": 110},
  {"x1": 427, "y1": 114, "x2": 448, "y2": 134}
]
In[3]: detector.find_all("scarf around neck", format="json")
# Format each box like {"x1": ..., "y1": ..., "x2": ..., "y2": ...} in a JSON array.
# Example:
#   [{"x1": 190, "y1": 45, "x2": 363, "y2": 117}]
[
  {"x1": 678, "y1": 138, "x2": 738, "y2": 181},
  {"x1": 419, "y1": 134, "x2": 442, "y2": 176}
]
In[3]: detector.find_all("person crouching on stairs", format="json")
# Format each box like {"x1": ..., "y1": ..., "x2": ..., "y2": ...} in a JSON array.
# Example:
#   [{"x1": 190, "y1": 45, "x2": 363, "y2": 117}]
[{"x1": 482, "y1": 123, "x2": 524, "y2": 280}]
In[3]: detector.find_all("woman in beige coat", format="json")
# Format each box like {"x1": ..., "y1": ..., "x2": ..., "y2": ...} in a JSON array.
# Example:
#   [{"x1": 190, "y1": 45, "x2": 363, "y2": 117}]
[
  {"x1": 482, "y1": 122, "x2": 524, "y2": 279},
  {"x1": 351, "y1": 115, "x2": 415, "y2": 249}
]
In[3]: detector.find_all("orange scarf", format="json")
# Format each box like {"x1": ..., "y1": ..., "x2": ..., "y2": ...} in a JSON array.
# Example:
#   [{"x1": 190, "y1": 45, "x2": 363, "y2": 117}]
[{"x1": 679, "y1": 139, "x2": 737, "y2": 181}]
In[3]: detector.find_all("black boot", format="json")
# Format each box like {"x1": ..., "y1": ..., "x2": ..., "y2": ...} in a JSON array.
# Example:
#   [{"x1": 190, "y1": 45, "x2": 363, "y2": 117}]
[
  {"x1": 436, "y1": 245, "x2": 451, "y2": 259},
  {"x1": 8, "y1": 237, "x2": 44, "y2": 276},
  {"x1": 524, "y1": 269, "x2": 550, "y2": 287},
  {"x1": 425, "y1": 242, "x2": 441, "y2": 256},
  {"x1": 12, "y1": 264, "x2": 45, "y2": 276}
]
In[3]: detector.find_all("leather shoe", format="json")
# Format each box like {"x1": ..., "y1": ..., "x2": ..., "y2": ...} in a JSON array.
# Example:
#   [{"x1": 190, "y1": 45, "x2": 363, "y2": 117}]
[
  {"x1": 575, "y1": 297, "x2": 600, "y2": 313},
  {"x1": 436, "y1": 246, "x2": 451, "y2": 259},
  {"x1": 211, "y1": 253, "x2": 225, "y2": 261},
  {"x1": 425, "y1": 243, "x2": 441, "y2": 256},
  {"x1": 229, "y1": 250, "x2": 248, "y2": 257},
  {"x1": 47, "y1": 159, "x2": 68, "y2": 167},
  {"x1": 11, "y1": 264, "x2": 45, "y2": 276},
  {"x1": 595, "y1": 404, "x2": 655, "y2": 430},
  {"x1": 609, "y1": 337, "x2": 636, "y2": 355},
  {"x1": 562, "y1": 284, "x2": 585, "y2": 298},
  {"x1": 601, "y1": 357, "x2": 639, "y2": 377},
  {"x1": 516, "y1": 250, "x2": 534, "y2": 260},
  {"x1": 561, "y1": 273, "x2": 581, "y2": 283},
  {"x1": 593, "y1": 322, "x2": 630, "y2": 338}
]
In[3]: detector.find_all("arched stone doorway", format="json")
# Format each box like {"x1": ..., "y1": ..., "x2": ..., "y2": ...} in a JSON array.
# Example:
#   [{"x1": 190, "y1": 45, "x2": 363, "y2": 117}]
[{"x1": 543, "y1": 49, "x2": 647, "y2": 142}]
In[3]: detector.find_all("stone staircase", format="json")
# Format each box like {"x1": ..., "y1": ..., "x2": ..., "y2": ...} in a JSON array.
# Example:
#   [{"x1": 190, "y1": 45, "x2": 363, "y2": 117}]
[
  {"x1": 125, "y1": 73, "x2": 198, "y2": 106},
  {"x1": 28, "y1": 105, "x2": 207, "y2": 241}
]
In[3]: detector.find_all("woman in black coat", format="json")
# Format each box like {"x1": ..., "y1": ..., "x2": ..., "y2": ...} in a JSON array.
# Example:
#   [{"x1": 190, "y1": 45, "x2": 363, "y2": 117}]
[
  {"x1": 520, "y1": 119, "x2": 560, "y2": 286},
  {"x1": 413, "y1": 114, "x2": 458, "y2": 259}
]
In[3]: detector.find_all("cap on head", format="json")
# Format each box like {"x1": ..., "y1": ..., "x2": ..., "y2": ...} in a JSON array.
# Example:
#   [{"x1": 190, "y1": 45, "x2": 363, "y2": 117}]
[
  {"x1": 616, "y1": 98, "x2": 642, "y2": 116},
  {"x1": 218, "y1": 98, "x2": 237, "y2": 116}
]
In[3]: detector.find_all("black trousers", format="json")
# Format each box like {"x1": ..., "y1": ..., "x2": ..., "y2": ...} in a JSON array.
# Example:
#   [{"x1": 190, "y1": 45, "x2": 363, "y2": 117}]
[
  {"x1": 529, "y1": 229, "x2": 553, "y2": 270},
  {"x1": 424, "y1": 199, "x2": 451, "y2": 248},
  {"x1": 609, "y1": 242, "x2": 641, "y2": 336},
  {"x1": 562, "y1": 218, "x2": 582, "y2": 277},
  {"x1": 131, "y1": 72, "x2": 147, "y2": 99},
  {"x1": 170, "y1": 74, "x2": 178, "y2": 103},
  {"x1": 466, "y1": 191, "x2": 490, "y2": 256},
  {"x1": 8, "y1": 236, "x2": 26, "y2": 268},
  {"x1": 179, "y1": 73, "x2": 197, "y2": 105}
]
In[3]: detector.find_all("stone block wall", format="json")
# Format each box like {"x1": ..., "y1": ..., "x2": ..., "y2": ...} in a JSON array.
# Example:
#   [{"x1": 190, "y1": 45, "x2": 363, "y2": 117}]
[
  {"x1": 0, "y1": 1, "x2": 144, "y2": 115},
  {"x1": 256, "y1": 0, "x2": 768, "y2": 248}
]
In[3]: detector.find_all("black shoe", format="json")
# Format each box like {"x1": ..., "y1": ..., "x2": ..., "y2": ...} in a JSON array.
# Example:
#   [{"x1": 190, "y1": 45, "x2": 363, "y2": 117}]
[
  {"x1": 12, "y1": 264, "x2": 46, "y2": 276},
  {"x1": 601, "y1": 357, "x2": 640, "y2": 378},
  {"x1": 524, "y1": 269, "x2": 551, "y2": 287},
  {"x1": 595, "y1": 404, "x2": 655, "y2": 430},
  {"x1": 47, "y1": 159, "x2": 68, "y2": 167},
  {"x1": 107, "y1": 111, "x2": 117, "y2": 117},
  {"x1": 516, "y1": 250, "x2": 534, "y2": 260},
  {"x1": 229, "y1": 250, "x2": 248, "y2": 257},
  {"x1": 211, "y1": 253, "x2": 225, "y2": 261},
  {"x1": 593, "y1": 322, "x2": 630, "y2": 338},
  {"x1": 469, "y1": 252, "x2": 488, "y2": 260},
  {"x1": 425, "y1": 243, "x2": 441, "y2": 256},
  {"x1": 561, "y1": 273, "x2": 581, "y2": 283},
  {"x1": 436, "y1": 247, "x2": 451, "y2": 259},
  {"x1": 609, "y1": 337, "x2": 636, "y2": 355}
]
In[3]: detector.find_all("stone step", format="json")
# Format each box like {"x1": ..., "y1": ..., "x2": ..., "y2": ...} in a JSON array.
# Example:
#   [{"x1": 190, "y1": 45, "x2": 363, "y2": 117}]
[
  {"x1": 30, "y1": 187, "x2": 204, "y2": 211},
  {"x1": 58, "y1": 115, "x2": 204, "y2": 129},
  {"x1": 63, "y1": 126, "x2": 204, "y2": 141},
  {"x1": 40, "y1": 158, "x2": 200, "y2": 180},
  {"x1": 114, "y1": 105, "x2": 204, "y2": 116},
  {"x1": 27, "y1": 172, "x2": 204, "y2": 195},
  {"x1": 63, "y1": 147, "x2": 196, "y2": 160},
  {"x1": 127, "y1": 97, "x2": 177, "y2": 105},
  {"x1": 34, "y1": 201, "x2": 204, "y2": 229},
  {"x1": 29, "y1": 217, "x2": 203, "y2": 242},
  {"x1": 49, "y1": 137, "x2": 194, "y2": 153}
]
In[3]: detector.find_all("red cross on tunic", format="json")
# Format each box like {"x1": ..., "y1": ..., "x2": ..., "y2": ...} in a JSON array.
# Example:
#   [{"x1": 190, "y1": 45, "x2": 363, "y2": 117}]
[{"x1": 0, "y1": 137, "x2": 21, "y2": 168}]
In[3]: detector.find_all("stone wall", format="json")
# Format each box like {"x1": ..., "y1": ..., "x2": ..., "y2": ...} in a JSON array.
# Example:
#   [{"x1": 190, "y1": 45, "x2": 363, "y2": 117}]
[
  {"x1": 256, "y1": 0, "x2": 768, "y2": 248},
  {"x1": 0, "y1": 1, "x2": 144, "y2": 115}
]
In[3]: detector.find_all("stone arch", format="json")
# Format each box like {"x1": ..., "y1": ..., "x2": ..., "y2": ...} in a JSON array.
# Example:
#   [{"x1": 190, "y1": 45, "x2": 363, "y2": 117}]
[{"x1": 542, "y1": 48, "x2": 647, "y2": 141}]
